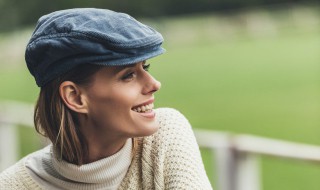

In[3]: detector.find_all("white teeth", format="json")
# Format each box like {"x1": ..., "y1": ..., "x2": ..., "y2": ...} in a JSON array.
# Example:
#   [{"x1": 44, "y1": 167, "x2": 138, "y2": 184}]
[{"x1": 133, "y1": 103, "x2": 154, "y2": 113}]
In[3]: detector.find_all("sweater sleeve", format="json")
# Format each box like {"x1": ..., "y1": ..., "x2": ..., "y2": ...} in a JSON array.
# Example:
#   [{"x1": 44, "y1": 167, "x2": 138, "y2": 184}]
[{"x1": 155, "y1": 108, "x2": 213, "y2": 190}]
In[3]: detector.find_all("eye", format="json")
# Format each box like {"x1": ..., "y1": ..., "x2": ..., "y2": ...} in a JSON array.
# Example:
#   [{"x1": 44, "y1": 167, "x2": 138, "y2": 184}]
[
  {"x1": 143, "y1": 63, "x2": 150, "y2": 72},
  {"x1": 121, "y1": 72, "x2": 136, "y2": 80}
]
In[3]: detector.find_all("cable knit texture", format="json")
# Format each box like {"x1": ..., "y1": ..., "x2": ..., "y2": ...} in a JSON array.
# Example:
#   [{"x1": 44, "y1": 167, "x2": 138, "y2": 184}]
[{"x1": 0, "y1": 108, "x2": 213, "y2": 190}]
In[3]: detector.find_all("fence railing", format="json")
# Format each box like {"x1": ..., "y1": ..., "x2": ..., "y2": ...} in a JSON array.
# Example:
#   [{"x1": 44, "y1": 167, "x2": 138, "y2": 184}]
[
  {"x1": 1, "y1": 101, "x2": 320, "y2": 190},
  {"x1": 194, "y1": 130, "x2": 320, "y2": 190}
]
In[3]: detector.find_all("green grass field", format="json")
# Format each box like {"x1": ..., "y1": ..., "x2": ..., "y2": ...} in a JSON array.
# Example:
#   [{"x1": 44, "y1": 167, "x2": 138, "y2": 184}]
[{"x1": 0, "y1": 6, "x2": 319, "y2": 190}]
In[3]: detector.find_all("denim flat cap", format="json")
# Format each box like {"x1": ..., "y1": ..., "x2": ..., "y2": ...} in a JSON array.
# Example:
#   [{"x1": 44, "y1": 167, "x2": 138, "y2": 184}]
[{"x1": 25, "y1": 8, "x2": 165, "y2": 87}]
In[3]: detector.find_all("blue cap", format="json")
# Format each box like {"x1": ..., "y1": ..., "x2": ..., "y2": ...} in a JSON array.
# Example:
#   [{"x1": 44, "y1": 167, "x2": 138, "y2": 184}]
[{"x1": 25, "y1": 8, "x2": 165, "y2": 87}]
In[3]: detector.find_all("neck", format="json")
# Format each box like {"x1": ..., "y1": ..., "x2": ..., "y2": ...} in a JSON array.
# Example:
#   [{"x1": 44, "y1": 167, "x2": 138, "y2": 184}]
[
  {"x1": 78, "y1": 115, "x2": 129, "y2": 164},
  {"x1": 85, "y1": 138, "x2": 128, "y2": 164}
]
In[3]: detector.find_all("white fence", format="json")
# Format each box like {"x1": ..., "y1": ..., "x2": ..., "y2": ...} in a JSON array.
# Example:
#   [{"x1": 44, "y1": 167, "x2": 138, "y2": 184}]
[
  {"x1": 194, "y1": 130, "x2": 320, "y2": 190},
  {"x1": 1, "y1": 101, "x2": 320, "y2": 190}
]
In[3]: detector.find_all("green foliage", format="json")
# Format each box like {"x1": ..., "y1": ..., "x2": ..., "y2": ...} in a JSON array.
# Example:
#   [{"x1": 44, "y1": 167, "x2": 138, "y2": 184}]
[
  {"x1": 0, "y1": 0, "x2": 318, "y2": 31},
  {"x1": 18, "y1": 126, "x2": 42, "y2": 158}
]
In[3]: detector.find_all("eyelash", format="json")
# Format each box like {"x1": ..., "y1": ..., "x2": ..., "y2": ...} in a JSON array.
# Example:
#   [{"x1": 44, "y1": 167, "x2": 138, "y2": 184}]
[
  {"x1": 143, "y1": 63, "x2": 150, "y2": 71},
  {"x1": 121, "y1": 64, "x2": 150, "y2": 80}
]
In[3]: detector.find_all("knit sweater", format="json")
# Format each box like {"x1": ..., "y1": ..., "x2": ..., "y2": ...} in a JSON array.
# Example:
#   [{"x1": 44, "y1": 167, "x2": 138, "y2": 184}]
[{"x1": 0, "y1": 108, "x2": 213, "y2": 190}]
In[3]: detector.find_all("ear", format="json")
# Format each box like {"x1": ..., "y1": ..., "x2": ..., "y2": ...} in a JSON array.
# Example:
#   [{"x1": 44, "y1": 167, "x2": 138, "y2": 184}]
[{"x1": 59, "y1": 81, "x2": 88, "y2": 114}]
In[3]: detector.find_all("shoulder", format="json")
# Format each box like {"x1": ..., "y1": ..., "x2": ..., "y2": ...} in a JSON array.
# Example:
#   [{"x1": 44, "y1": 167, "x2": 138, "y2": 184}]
[
  {"x1": 155, "y1": 107, "x2": 192, "y2": 132},
  {"x1": 142, "y1": 107, "x2": 199, "y2": 156},
  {"x1": 155, "y1": 107, "x2": 190, "y2": 124},
  {"x1": 153, "y1": 107, "x2": 195, "y2": 143},
  {"x1": 0, "y1": 158, "x2": 28, "y2": 189},
  {"x1": 0, "y1": 148, "x2": 47, "y2": 190},
  {"x1": 143, "y1": 108, "x2": 213, "y2": 189}
]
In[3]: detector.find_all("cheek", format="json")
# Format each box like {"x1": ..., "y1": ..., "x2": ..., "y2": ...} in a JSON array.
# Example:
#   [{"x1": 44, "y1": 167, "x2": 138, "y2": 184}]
[{"x1": 86, "y1": 87, "x2": 138, "y2": 123}]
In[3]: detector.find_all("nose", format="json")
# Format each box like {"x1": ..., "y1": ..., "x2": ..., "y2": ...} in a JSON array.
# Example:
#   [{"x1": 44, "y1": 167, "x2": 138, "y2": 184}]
[{"x1": 142, "y1": 73, "x2": 161, "y2": 95}]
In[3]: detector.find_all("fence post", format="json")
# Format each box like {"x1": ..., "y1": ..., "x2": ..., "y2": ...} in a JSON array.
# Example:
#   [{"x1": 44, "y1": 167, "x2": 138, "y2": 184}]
[
  {"x1": 0, "y1": 122, "x2": 18, "y2": 171},
  {"x1": 194, "y1": 130, "x2": 235, "y2": 190},
  {"x1": 234, "y1": 152, "x2": 261, "y2": 190},
  {"x1": 0, "y1": 101, "x2": 33, "y2": 171},
  {"x1": 214, "y1": 145, "x2": 235, "y2": 190}
]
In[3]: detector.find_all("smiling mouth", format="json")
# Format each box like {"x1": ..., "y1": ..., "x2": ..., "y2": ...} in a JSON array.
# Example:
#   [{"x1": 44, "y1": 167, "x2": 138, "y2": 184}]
[{"x1": 132, "y1": 103, "x2": 154, "y2": 113}]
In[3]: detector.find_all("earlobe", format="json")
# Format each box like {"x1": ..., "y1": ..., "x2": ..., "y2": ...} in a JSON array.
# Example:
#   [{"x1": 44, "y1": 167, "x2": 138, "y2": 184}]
[{"x1": 59, "y1": 81, "x2": 88, "y2": 114}]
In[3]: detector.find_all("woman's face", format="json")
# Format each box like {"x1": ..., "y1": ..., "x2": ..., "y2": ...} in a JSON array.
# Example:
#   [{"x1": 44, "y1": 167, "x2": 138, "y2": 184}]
[{"x1": 80, "y1": 61, "x2": 161, "y2": 140}]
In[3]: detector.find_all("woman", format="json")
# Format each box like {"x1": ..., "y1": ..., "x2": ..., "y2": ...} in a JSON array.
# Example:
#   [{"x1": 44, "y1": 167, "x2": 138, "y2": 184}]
[{"x1": 0, "y1": 8, "x2": 212, "y2": 189}]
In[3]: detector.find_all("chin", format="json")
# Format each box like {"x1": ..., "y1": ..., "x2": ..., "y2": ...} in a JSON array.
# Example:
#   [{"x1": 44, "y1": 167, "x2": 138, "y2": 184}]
[{"x1": 135, "y1": 121, "x2": 160, "y2": 137}]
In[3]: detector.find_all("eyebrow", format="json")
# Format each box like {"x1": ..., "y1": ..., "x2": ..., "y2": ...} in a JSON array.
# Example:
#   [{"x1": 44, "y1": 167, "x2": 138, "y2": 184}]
[{"x1": 112, "y1": 61, "x2": 146, "y2": 74}]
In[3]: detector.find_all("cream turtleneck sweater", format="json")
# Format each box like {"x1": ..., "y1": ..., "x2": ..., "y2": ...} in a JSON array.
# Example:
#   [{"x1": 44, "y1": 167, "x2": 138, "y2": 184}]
[
  {"x1": 0, "y1": 108, "x2": 213, "y2": 190},
  {"x1": 25, "y1": 139, "x2": 132, "y2": 190}
]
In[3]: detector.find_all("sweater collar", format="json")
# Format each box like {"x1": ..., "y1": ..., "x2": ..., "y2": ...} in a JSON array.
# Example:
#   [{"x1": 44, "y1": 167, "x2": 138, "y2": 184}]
[{"x1": 50, "y1": 138, "x2": 132, "y2": 185}]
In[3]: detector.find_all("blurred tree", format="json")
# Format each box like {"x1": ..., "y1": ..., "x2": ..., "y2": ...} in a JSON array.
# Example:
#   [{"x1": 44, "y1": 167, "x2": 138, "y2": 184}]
[{"x1": 0, "y1": 0, "x2": 318, "y2": 32}]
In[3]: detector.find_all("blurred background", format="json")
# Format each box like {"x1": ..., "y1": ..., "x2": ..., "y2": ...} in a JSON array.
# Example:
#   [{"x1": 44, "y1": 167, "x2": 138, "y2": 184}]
[{"x1": 0, "y1": 0, "x2": 319, "y2": 189}]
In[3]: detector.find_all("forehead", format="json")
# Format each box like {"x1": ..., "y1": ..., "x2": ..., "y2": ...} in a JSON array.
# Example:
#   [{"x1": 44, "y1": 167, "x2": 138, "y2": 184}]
[
  {"x1": 93, "y1": 61, "x2": 145, "y2": 77},
  {"x1": 101, "y1": 61, "x2": 145, "y2": 73},
  {"x1": 109, "y1": 63, "x2": 136, "y2": 73}
]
